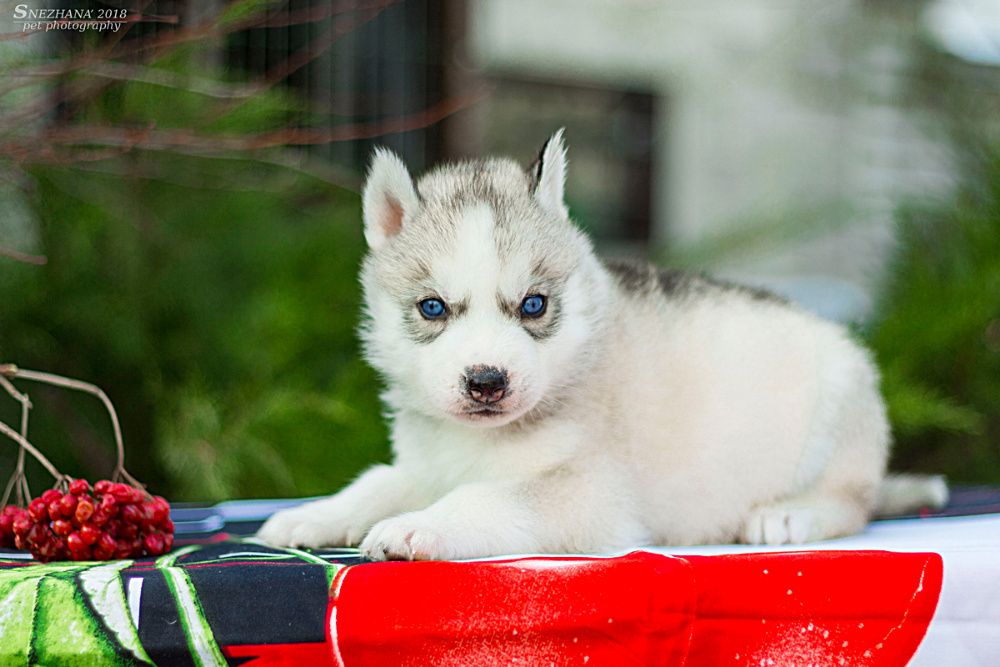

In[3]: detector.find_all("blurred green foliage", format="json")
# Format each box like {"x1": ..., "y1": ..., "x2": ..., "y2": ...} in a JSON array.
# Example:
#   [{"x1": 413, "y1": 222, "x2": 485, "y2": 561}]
[
  {"x1": 0, "y1": 158, "x2": 388, "y2": 501},
  {"x1": 866, "y1": 154, "x2": 1000, "y2": 482},
  {"x1": 0, "y1": 33, "x2": 390, "y2": 500}
]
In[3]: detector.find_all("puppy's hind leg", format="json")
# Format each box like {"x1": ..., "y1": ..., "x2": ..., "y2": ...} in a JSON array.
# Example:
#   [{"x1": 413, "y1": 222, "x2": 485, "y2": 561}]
[
  {"x1": 741, "y1": 488, "x2": 873, "y2": 545},
  {"x1": 743, "y1": 349, "x2": 890, "y2": 546}
]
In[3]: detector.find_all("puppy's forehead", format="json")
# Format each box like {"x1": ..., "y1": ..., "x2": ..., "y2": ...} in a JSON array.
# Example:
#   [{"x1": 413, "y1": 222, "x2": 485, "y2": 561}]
[
  {"x1": 434, "y1": 203, "x2": 503, "y2": 299},
  {"x1": 416, "y1": 158, "x2": 531, "y2": 204},
  {"x1": 375, "y1": 160, "x2": 579, "y2": 299}
]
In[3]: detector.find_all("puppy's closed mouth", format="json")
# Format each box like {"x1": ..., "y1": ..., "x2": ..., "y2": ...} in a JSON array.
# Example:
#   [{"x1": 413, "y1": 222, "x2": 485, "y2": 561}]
[{"x1": 464, "y1": 407, "x2": 505, "y2": 417}]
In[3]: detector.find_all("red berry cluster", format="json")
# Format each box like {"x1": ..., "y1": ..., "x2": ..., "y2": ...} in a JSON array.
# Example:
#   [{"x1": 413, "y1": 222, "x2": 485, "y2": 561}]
[{"x1": 0, "y1": 479, "x2": 173, "y2": 562}]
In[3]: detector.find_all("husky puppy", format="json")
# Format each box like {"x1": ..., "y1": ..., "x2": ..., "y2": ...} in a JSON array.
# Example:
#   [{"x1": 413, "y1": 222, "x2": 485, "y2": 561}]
[{"x1": 258, "y1": 130, "x2": 945, "y2": 560}]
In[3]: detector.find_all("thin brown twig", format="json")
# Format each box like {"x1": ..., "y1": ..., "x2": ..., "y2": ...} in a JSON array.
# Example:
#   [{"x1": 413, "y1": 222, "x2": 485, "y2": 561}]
[
  {"x1": 0, "y1": 0, "x2": 159, "y2": 98},
  {"x1": 3, "y1": 91, "x2": 483, "y2": 165},
  {"x1": 0, "y1": 69, "x2": 130, "y2": 136},
  {"x1": 0, "y1": 365, "x2": 141, "y2": 488},
  {"x1": 0, "y1": 246, "x2": 47, "y2": 265},
  {"x1": 159, "y1": 0, "x2": 395, "y2": 125},
  {"x1": 261, "y1": 3, "x2": 390, "y2": 87},
  {"x1": 0, "y1": 0, "x2": 403, "y2": 157},
  {"x1": 0, "y1": 31, "x2": 37, "y2": 42},
  {"x1": 196, "y1": 2, "x2": 392, "y2": 126},
  {"x1": 200, "y1": 0, "x2": 396, "y2": 126},
  {"x1": 251, "y1": 0, "x2": 393, "y2": 30},
  {"x1": 0, "y1": 375, "x2": 32, "y2": 505},
  {"x1": 2, "y1": 122, "x2": 158, "y2": 166},
  {"x1": 0, "y1": 0, "x2": 164, "y2": 132},
  {"x1": 0, "y1": 0, "x2": 402, "y2": 158},
  {"x1": 39, "y1": 125, "x2": 154, "y2": 165},
  {"x1": 0, "y1": 421, "x2": 64, "y2": 484},
  {"x1": 84, "y1": 61, "x2": 260, "y2": 99},
  {"x1": 1, "y1": 469, "x2": 19, "y2": 507},
  {"x1": 93, "y1": 0, "x2": 164, "y2": 60},
  {"x1": 0, "y1": 0, "x2": 368, "y2": 99},
  {"x1": 65, "y1": 150, "x2": 361, "y2": 192},
  {"x1": 107, "y1": 0, "x2": 384, "y2": 61}
]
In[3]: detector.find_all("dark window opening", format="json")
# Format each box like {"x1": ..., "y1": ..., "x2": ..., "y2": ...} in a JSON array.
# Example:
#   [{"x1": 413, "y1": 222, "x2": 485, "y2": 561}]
[
  {"x1": 225, "y1": 0, "x2": 452, "y2": 173},
  {"x1": 474, "y1": 75, "x2": 658, "y2": 245}
]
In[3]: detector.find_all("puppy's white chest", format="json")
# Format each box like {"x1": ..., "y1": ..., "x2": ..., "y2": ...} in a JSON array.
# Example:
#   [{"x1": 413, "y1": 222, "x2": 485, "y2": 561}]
[{"x1": 394, "y1": 413, "x2": 584, "y2": 489}]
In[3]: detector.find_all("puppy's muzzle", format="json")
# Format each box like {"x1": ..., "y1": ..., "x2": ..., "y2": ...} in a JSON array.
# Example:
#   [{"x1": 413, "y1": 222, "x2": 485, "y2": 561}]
[{"x1": 464, "y1": 366, "x2": 508, "y2": 404}]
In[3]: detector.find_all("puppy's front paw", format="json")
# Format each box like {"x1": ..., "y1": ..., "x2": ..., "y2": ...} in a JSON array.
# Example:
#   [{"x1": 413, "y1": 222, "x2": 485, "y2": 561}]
[
  {"x1": 742, "y1": 506, "x2": 814, "y2": 545},
  {"x1": 360, "y1": 514, "x2": 455, "y2": 561},
  {"x1": 256, "y1": 504, "x2": 368, "y2": 549},
  {"x1": 256, "y1": 507, "x2": 302, "y2": 546}
]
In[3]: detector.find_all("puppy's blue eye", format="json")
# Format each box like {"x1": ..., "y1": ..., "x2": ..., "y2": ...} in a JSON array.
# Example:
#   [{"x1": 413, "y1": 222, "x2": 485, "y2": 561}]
[
  {"x1": 418, "y1": 298, "x2": 447, "y2": 320},
  {"x1": 520, "y1": 294, "x2": 546, "y2": 317}
]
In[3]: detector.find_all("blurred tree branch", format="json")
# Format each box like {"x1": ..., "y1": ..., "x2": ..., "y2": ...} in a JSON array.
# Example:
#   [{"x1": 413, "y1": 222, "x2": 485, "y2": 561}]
[
  {"x1": 0, "y1": 0, "x2": 479, "y2": 271},
  {"x1": 0, "y1": 0, "x2": 476, "y2": 179},
  {"x1": 1, "y1": 93, "x2": 479, "y2": 165},
  {"x1": 0, "y1": 245, "x2": 47, "y2": 265}
]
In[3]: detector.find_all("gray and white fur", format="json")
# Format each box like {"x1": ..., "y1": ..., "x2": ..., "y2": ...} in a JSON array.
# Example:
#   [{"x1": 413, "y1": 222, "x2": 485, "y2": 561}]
[{"x1": 258, "y1": 130, "x2": 947, "y2": 560}]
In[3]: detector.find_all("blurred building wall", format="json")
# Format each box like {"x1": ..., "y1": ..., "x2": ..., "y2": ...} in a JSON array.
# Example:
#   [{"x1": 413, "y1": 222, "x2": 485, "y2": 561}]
[{"x1": 464, "y1": 0, "x2": 955, "y2": 319}]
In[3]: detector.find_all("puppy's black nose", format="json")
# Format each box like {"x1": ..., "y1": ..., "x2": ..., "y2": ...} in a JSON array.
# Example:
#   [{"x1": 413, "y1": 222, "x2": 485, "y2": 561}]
[{"x1": 465, "y1": 366, "x2": 508, "y2": 404}]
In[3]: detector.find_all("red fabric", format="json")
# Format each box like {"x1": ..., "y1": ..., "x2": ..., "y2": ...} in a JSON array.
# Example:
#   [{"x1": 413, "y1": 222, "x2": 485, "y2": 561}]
[
  {"x1": 329, "y1": 550, "x2": 942, "y2": 666},
  {"x1": 223, "y1": 642, "x2": 335, "y2": 666}
]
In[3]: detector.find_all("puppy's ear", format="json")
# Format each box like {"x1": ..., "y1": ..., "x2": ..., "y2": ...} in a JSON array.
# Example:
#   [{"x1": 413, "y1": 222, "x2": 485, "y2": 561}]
[
  {"x1": 528, "y1": 128, "x2": 569, "y2": 219},
  {"x1": 362, "y1": 147, "x2": 418, "y2": 250}
]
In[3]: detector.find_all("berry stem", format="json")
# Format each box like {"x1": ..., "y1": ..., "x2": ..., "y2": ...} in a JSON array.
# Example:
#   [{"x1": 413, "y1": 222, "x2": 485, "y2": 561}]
[
  {"x1": 0, "y1": 373, "x2": 32, "y2": 505},
  {"x1": 0, "y1": 364, "x2": 141, "y2": 489},
  {"x1": 0, "y1": 421, "x2": 65, "y2": 483}
]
